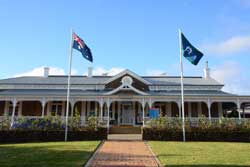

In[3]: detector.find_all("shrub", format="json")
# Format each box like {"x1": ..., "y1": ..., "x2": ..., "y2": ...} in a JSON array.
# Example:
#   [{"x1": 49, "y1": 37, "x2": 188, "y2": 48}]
[
  {"x1": 71, "y1": 110, "x2": 81, "y2": 130},
  {"x1": 157, "y1": 116, "x2": 168, "y2": 129},
  {"x1": 87, "y1": 116, "x2": 98, "y2": 130}
]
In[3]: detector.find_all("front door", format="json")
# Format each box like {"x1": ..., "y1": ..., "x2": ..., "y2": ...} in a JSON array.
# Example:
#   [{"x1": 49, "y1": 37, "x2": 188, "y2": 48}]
[{"x1": 120, "y1": 104, "x2": 133, "y2": 125}]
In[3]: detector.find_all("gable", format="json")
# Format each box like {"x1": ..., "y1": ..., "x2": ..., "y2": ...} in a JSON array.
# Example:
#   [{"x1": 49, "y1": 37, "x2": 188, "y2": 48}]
[{"x1": 105, "y1": 69, "x2": 151, "y2": 91}]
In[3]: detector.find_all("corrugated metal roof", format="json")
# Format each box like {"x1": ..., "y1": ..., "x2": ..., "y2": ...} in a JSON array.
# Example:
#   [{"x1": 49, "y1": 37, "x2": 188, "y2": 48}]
[
  {"x1": 0, "y1": 76, "x2": 110, "y2": 85},
  {"x1": 0, "y1": 89, "x2": 235, "y2": 97},
  {"x1": 0, "y1": 89, "x2": 107, "y2": 96},
  {"x1": 144, "y1": 76, "x2": 222, "y2": 86},
  {"x1": 147, "y1": 90, "x2": 236, "y2": 96},
  {"x1": 0, "y1": 75, "x2": 222, "y2": 86}
]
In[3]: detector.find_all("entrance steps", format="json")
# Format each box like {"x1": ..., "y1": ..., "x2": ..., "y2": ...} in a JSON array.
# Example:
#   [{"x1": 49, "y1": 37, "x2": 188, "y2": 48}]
[
  {"x1": 108, "y1": 134, "x2": 142, "y2": 141},
  {"x1": 109, "y1": 125, "x2": 142, "y2": 134}
]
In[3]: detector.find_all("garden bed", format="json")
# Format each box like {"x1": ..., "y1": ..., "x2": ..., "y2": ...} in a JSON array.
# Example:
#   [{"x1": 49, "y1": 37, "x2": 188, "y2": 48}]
[
  {"x1": 0, "y1": 128, "x2": 107, "y2": 143},
  {"x1": 143, "y1": 127, "x2": 250, "y2": 142}
]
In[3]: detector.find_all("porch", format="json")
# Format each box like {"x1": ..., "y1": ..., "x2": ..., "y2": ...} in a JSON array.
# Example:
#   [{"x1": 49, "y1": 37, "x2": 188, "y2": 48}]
[{"x1": 1, "y1": 98, "x2": 250, "y2": 129}]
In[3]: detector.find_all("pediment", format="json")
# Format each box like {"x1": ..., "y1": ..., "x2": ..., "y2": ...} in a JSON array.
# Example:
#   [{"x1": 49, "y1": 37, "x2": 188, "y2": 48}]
[
  {"x1": 105, "y1": 69, "x2": 151, "y2": 85},
  {"x1": 105, "y1": 81, "x2": 148, "y2": 95},
  {"x1": 105, "y1": 69, "x2": 151, "y2": 91}
]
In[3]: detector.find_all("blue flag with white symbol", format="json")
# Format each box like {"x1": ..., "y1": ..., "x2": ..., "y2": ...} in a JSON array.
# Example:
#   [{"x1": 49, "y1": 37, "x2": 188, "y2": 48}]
[
  {"x1": 181, "y1": 33, "x2": 203, "y2": 65},
  {"x1": 72, "y1": 33, "x2": 93, "y2": 62}
]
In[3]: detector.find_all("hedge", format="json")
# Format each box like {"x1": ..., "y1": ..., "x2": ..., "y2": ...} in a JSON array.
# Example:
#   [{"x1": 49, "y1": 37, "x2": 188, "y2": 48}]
[
  {"x1": 143, "y1": 127, "x2": 250, "y2": 142},
  {"x1": 0, "y1": 128, "x2": 107, "y2": 143}
]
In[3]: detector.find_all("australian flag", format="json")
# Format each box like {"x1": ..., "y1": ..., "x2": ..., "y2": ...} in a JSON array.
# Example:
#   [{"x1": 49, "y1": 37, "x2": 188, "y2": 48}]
[
  {"x1": 72, "y1": 33, "x2": 93, "y2": 62},
  {"x1": 181, "y1": 32, "x2": 203, "y2": 65}
]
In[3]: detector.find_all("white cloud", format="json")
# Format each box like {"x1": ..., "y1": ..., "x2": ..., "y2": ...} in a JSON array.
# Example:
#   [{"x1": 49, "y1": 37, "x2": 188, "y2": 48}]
[
  {"x1": 83, "y1": 67, "x2": 125, "y2": 76},
  {"x1": 14, "y1": 66, "x2": 77, "y2": 77},
  {"x1": 146, "y1": 69, "x2": 167, "y2": 76},
  {"x1": 211, "y1": 61, "x2": 250, "y2": 95},
  {"x1": 211, "y1": 61, "x2": 240, "y2": 84},
  {"x1": 203, "y1": 36, "x2": 250, "y2": 56}
]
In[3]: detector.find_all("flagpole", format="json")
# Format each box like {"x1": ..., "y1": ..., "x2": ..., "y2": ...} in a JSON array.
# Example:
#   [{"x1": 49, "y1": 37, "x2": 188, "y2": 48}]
[
  {"x1": 179, "y1": 29, "x2": 186, "y2": 142},
  {"x1": 65, "y1": 28, "x2": 74, "y2": 142}
]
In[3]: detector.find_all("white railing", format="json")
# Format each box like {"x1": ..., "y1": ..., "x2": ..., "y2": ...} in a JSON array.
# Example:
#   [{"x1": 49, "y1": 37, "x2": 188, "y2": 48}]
[
  {"x1": 1, "y1": 116, "x2": 249, "y2": 129},
  {"x1": 144, "y1": 117, "x2": 250, "y2": 127}
]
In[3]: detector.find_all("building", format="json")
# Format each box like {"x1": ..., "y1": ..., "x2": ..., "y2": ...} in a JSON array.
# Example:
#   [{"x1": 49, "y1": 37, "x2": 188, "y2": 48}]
[{"x1": 0, "y1": 63, "x2": 250, "y2": 128}]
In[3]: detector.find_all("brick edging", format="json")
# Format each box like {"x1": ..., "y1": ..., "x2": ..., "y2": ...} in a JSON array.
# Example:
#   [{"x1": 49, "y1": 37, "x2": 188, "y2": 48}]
[
  {"x1": 144, "y1": 140, "x2": 163, "y2": 167},
  {"x1": 84, "y1": 140, "x2": 105, "y2": 167}
]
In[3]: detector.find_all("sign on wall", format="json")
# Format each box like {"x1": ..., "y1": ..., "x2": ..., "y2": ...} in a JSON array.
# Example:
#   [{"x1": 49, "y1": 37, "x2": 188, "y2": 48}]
[{"x1": 149, "y1": 108, "x2": 159, "y2": 119}]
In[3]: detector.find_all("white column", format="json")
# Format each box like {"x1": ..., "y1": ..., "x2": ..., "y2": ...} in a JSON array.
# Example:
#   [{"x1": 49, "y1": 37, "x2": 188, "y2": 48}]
[
  {"x1": 18, "y1": 101, "x2": 22, "y2": 116},
  {"x1": 87, "y1": 101, "x2": 91, "y2": 117},
  {"x1": 165, "y1": 102, "x2": 169, "y2": 117},
  {"x1": 178, "y1": 101, "x2": 181, "y2": 118},
  {"x1": 149, "y1": 98, "x2": 152, "y2": 108},
  {"x1": 41, "y1": 100, "x2": 46, "y2": 118},
  {"x1": 107, "y1": 100, "x2": 110, "y2": 128},
  {"x1": 133, "y1": 102, "x2": 136, "y2": 125},
  {"x1": 142, "y1": 99, "x2": 145, "y2": 127},
  {"x1": 46, "y1": 101, "x2": 50, "y2": 116},
  {"x1": 94, "y1": 101, "x2": 97, "y2": 116},
  {"x1": 10, "y1": 99, "x2": 17, "y2": 128},
  {"x1": 188, "y1": 102, "x2": 192, "y2": 118},
  {"x1": 207, "y1": 99, "x2": 211, "y2": 120},
  {"x1": 100, "y1": 100, "x2": 103, "y2": 121},
  {"x1": 198, "y1": 102, "x2": 202, "y2": 117},
  {"x1": 237, "y1": 99, "x2": 241, "y2": 119},
  {"x1": 81, "y1": 101, "x2": 86, "y2": 124},
  {"x1": 4, "y1": 101, "x2": 9, "y2": 116},
  {"x1": 137, "y1": 101, "x2": 141, "y2": 124},
  {"x1": 169, "y1": 102, "x2": 173, "y2": 117},
  {"x1": 70, "y1": 101, "x2": 75, "y2": 118},
  {"x1": 81, "y1": 101, "x2": 85, "y2": 117},
  {"x1": 118, "y1": 101, "x2": 120, "y2": 125},
  {"x1": 62, "y1": 101, "x2": 65, "y2": 118},
  {"x1": 218, "y1": 102, "x2": 223, "y2": 117},
  {"x1": 112, "y1": 102, "x2": 115, "y2": 119}
]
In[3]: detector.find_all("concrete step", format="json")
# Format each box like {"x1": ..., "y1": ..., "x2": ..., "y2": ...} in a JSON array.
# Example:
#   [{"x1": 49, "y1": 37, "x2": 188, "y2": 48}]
[
  {"x1": 108, "y1": 134, "x2": 142, "y2": 141},
  {"x1": 109, "y1": 126, "x2": 142, "y2": 134}
]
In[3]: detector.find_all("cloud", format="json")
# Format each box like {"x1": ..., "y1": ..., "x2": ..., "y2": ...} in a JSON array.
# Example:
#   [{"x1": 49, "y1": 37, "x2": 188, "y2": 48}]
[
  {"x1": 210, "y1": 61, "x2": 240, "y2": 84},
  {"x1": 84, "y1": 67, "x2": 125, "y2": 76},
  {"x1": 14, "y1": 66, "x2": 77, "y2": 77},
  {"x1": 211, "y1": 61, "x2": 250, "y2": 95},
  {"x1": 202, "y1": 36, "x2": 250, "y2": 56},
  {"x1": 146, "y1": 69, "x2": 167, "y2": 76}
]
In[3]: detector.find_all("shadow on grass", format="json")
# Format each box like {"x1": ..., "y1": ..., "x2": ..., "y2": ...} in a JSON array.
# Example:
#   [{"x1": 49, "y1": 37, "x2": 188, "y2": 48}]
[
  {"x1": 164, "y1": 165, "x2": 248, "y2": 167},
  {"x1": 0, "y1": 143, "x2": 95, "y2": 167}
]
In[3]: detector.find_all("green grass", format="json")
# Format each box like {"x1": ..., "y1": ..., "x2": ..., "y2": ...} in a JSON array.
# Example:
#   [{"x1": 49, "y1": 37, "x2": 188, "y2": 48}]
[
  {"x1": 0, "y1": 141, "x2": 100, "y2": 167},
  {"x1": 149, "y1": 141, "x2": 250, "y2": 167}
]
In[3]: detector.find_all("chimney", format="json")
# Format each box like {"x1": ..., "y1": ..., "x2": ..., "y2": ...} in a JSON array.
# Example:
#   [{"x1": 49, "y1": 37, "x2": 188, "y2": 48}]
[
  {"x1": 44, "y1": 67, "x2": 49, "y2": 77},
  {"x1": 204, "y1": 61, "x2": 210, "y2": 79},
  {"x1": 88, "y1": 67, "x2": 93, "y2": 77}
]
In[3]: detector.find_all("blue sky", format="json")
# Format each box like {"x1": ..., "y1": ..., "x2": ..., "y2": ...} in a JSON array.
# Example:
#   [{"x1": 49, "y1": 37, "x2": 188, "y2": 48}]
[{"x1": 0, "y1": 0, "x2": 250, "y2": 94}]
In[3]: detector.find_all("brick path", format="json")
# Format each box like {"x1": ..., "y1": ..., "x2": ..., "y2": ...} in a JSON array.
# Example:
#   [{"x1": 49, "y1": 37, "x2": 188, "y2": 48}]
[{"x1": 86, "y1": 141, "x2": 160, "y2": 167}]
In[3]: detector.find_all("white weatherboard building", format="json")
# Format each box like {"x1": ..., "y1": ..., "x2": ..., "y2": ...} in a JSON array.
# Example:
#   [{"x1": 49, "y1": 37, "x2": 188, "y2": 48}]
[{"x1": 0, "y1": 64, "x2": 250, "y2": 128}]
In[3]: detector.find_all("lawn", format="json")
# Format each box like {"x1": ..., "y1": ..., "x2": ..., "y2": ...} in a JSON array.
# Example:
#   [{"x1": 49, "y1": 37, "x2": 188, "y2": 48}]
[
  {"x1": 0, "y1": 141, "x2": 100, "y2": 167},
  {"x1": 149, "y1": 141, "x2": 250, "y2": 167}
]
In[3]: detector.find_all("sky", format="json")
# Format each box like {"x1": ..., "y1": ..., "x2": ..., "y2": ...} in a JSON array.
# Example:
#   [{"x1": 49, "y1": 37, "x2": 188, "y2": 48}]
[{"x1": 0, "y1": 0, "x2": 250, "y2": 94}]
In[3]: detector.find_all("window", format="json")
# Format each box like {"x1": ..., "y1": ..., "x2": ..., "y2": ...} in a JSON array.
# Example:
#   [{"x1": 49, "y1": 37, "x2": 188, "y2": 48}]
[
  {"x1": 8, "y1": 102, "x2": 19, "y2": 116},
  {"x1": 51, "y1": 101, "x2": 63, "y2": 116}
]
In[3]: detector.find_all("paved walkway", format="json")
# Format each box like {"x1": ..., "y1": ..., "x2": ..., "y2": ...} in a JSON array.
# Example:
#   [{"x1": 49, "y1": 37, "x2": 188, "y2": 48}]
[{"x1": 86, "y1": 141, "x2": 160, "y2": 167}]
